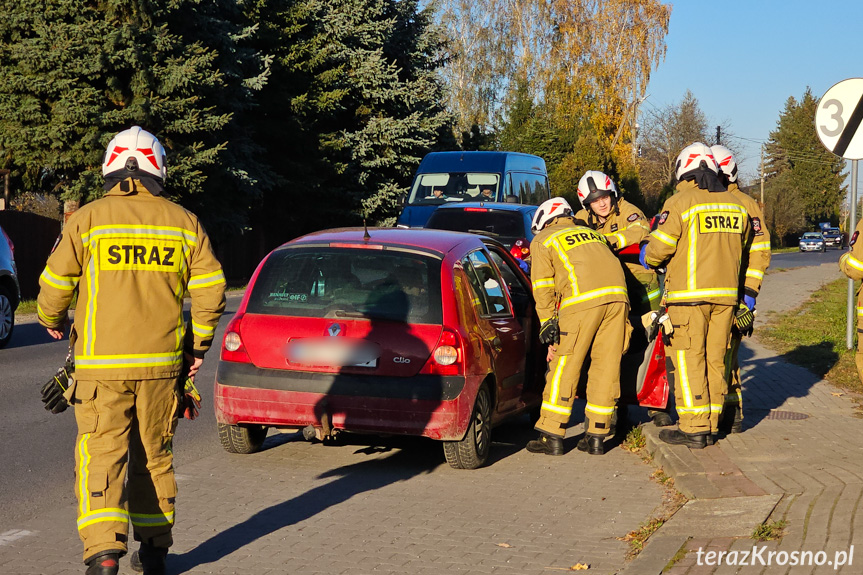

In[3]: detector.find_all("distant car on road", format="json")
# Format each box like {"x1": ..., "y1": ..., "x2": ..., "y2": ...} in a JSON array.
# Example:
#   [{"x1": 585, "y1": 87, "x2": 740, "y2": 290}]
[
  {"x1": 424, "y1": 202, "x2": 537, "y2": 271},
  {"x1": 822, "y1": 227, "x2": 843, "y2": 248},
  {"x1": 799, "y1": 232, "x2": 826, "y2": 252},
  {"x1": 214, "y1": 228, "x2": 544, "y2": 469},
  {"x1": 0, "y1": 225, "x2": 20, "y2": 348}
]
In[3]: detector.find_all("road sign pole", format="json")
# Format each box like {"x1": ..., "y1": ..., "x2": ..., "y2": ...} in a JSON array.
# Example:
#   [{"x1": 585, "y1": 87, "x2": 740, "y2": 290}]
[{"x1": 849, "y1": 160, "x2": 858, "y2": 350}]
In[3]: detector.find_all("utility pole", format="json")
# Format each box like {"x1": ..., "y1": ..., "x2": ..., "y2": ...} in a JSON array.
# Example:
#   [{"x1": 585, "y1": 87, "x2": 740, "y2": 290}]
[
  {"x1": 716, "y1": 125, "x2": 721, "y2": 145},
  {"x1": 759, "y1": 144, "x2": 765, "y2": 207}
]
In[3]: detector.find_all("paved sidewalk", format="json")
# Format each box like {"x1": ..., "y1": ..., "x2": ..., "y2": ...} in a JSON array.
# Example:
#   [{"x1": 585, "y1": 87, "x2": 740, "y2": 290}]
[
  {"x1": 0, "y1": 418, "x2": 668, "y2": 575},
  {"x1": 631, "y1": 261, "x2": 863, "y2": 574}
]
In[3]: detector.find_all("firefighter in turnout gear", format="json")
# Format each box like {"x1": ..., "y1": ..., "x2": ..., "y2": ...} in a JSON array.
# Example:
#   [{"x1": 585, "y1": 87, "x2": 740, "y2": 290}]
[
  {"x1": 36, "y1": 126, "x2": 226, "y2": 575},
  {"x1": 573, "y1": 171, "x2": 672, "y2": 428},
  {"x1": 640, "y1": 143, "x2": 751, "y2": 449},
  {"x1": 526, "y1": 198, "x2": 631, "y2": 456},
  {"x1": 712, "y1": 145, "x2": 771, "y2": 434},
  {"x1": 573, "y1": 171, "x2": 661, "y2": 315},
  {"x1": 839, "y1": 220, "x2": 863, "y2": 386}
]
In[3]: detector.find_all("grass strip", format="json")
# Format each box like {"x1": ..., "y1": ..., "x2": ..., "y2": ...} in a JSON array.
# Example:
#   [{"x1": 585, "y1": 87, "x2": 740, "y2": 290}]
[{"x1": 758, "y1": 278, "x2": 861, "y2": 394}]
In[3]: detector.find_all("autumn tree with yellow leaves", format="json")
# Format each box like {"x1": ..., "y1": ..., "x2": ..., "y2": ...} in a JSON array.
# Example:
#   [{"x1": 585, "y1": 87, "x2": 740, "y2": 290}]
[{"x1": 436, "y1": 0, "x2": 670, "y2": 204}]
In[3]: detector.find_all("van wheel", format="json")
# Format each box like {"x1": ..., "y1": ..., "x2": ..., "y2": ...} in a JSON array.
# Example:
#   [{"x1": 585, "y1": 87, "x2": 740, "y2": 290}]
[
  {"x1": 218, "y1": 422, "x2": 268, "y2": 454},
  {"x1": 0, "y1": 286, "x2": 13, "y2": 349},
  {"x1": 443, "y1": 383, "x2": 491, "y2": 469}
]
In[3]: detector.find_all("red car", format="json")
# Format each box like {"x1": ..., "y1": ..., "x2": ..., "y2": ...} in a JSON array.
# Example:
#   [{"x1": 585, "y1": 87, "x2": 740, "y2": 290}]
[{"x1": 214, "y1": 228, "x2": 545, "y2": 469}]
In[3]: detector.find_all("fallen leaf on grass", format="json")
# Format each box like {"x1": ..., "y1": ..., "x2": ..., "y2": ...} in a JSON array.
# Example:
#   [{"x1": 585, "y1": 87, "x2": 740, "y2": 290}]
[{"x1": 496, "y1": 543, "x2": 512, "y2": 548}]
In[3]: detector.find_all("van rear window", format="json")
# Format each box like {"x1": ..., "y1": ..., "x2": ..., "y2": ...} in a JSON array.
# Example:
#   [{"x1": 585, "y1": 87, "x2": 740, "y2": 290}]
[
  {"x1": 426, "y1": 209, "x2": 526, "y2": 240},
  {"x1": 247, "y1": 248, "x2": 442, "y2": 324}
]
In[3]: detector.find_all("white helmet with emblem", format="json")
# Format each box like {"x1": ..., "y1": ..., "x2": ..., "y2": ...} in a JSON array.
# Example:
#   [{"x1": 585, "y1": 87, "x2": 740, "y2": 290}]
[
  {"x1": 576, "y1": 170, "x2": 619, "y2": 208},
  {"x1": 102, "y1": 126, "x2": 167, "y2": 181},
  {"x1": 674, "y1": 142, "x2": 719, "y2": 182},
  {"x1": 531, "y1": 197, "x2": 573, "y2": 233},
  {"x1": 710, "y1": 145, "x2": 738, "y2": 184}
]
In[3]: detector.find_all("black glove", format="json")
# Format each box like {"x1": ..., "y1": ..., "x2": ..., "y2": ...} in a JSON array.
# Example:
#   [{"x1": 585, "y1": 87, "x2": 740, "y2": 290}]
[
  {"x1": 734, "y1": 305, "x2": 755, "y2": 337},
  {"x1": 178, "y1": 374, "x2": 202, "y2": 420},
  {"x1": 539, "y1": 317, "x2": 560, "y2": 345},
  {"x1": 41, "y1": 362, "x2": 73, "y2": 414}
]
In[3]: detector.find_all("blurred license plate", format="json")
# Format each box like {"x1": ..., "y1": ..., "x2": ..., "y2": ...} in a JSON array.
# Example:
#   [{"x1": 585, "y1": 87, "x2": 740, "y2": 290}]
[{"x1": 285, "y1": 338, "x2": 379, "y2": 368}]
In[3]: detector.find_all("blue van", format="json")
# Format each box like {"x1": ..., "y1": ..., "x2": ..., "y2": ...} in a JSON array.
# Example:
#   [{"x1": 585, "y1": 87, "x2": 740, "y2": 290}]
[{"x1": 397, "y1": 151, "x2": 550, "y2": 228}]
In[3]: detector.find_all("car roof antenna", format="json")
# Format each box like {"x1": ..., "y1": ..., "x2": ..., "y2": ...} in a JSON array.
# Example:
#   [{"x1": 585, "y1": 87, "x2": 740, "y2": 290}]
[{"x1": 363, "y1": 218, "x2": 371, "y2": 240}]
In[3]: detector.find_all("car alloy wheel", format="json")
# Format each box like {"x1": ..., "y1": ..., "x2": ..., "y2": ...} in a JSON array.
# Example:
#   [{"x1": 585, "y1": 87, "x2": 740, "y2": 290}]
[
  {"x1": 0, "y1": 287, "x2": 14, "y2": 349},
  {"x1": 443, "y1": 382, "x2": 492, "y2": 469}
]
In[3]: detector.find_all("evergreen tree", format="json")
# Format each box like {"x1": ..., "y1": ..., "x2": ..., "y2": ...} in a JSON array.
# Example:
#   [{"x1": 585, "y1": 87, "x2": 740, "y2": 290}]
[
  {"x1": 765, "y1": 88, "x2": 846, "y2": 227},
  {"x1": 0, "y1": 0, "x2": 269, "y2": 236},
  {"x1": 247, "y1": 0, "x2": 453, "y2": 244}
]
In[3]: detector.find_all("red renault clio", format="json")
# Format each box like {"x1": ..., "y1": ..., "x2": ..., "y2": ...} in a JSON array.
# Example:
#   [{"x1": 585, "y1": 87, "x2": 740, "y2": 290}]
[{"x1": 215, "y1": 228, "x2": 545, "y2": 469}]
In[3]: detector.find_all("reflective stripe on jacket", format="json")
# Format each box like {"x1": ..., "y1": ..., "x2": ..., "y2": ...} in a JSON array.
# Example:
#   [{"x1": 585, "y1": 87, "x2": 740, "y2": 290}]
[
  {"x1": 574, "y1": 197, "x2": 657, "y2": 287},
  {"x1": 644, "y1": 180, "x2": 751, "y2": 306},
  {"x1": 37, "y1": 179, "x2": 226, "y2": 380},
  {"x1": 729, "y1": 183, "x2": 771, "y2": 297},
  {"x1": 530, "y1": 218, "x2": 628, "y2": 323}
]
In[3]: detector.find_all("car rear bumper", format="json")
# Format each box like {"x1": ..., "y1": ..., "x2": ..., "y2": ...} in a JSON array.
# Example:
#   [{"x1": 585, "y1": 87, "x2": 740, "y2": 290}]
[{"x1": 214, "y1": 361, "x2": 477, "y2": 440}]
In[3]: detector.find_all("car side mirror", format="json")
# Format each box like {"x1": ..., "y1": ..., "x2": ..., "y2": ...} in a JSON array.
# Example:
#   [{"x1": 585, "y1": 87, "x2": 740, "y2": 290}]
[{"x1": 397, "y1": 194, "x2": 407, "y2": 207}]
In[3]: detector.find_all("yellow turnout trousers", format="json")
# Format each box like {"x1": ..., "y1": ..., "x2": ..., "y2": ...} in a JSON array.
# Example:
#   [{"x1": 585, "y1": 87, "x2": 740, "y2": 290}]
[
  {"x1": 723, "y1": 330, "x2": 744, "y2": 415},
  {"x1": 856, "y1": 310, "x2": 863, "y2": 385},
  {"x1": 73, "y1": 378, "x2": 179, "y2": 562},
  {"x1": 666, "y1": 304, "x2": 734, "y2": 434},
  {"x1": 536, "y1": 301, "x2": 630, "y2": 437}
]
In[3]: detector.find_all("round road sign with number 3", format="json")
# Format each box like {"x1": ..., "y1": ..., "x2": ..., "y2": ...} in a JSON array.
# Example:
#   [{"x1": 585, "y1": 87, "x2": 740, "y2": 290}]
[{"x1": 816, "y1": 78, "x2": 863, "y2": 160}]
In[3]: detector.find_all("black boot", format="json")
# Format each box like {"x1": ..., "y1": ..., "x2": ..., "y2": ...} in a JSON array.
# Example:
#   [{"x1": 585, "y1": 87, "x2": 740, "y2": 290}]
[
  {"x1": 649, "y1": 410, "x2": 674, "y2": 427},
  {"x1": 658, "y1": 428, "x2": 709, "y2": 449},
  {"x1": 85, "y1": 551, "x2": 121, "y2": 575},
  {"x1": 576, "y1": 434, "x2": 605, "y2": 455},
  {"x1": 526, "y1": 432, "x2": 564, "y2": 456},
  {"x1": 130, "y1": 543, "x2": 168, "y2": 575}
]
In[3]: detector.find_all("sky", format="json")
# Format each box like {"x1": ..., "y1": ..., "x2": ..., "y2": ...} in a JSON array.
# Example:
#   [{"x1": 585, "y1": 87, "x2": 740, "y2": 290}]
[{"x1": 642, "y1": 0, "x2": 863, "y2": 186}]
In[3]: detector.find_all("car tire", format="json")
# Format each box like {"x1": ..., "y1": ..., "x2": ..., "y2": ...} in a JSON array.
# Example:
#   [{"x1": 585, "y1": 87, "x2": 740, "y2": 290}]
[
  {"x1": 443, "y1": 382, "x2": 491, "y2": 470},
  {"x1": 218, "y1": 422, "x2": 268, "y2": 454},
  {"x1": 0, "y1": 285, "x2": 14, "y2": 349}
]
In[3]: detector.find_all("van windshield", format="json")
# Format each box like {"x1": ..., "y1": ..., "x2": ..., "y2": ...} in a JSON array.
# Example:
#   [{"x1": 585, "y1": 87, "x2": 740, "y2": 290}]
[{"x1": 407, "y1": 172, "x2": 500, "y2": 205}]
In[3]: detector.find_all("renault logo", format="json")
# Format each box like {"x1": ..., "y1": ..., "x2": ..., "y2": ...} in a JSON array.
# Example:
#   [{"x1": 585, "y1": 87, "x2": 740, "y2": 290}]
[{"x1": 327, "y1": 323, "x2": 343, "y2": 337}]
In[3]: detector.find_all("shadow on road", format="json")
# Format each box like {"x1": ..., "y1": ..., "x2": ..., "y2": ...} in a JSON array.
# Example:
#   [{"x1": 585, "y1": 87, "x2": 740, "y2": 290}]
[
  {"x1": 5, "y1": 322, "x2": 62, "y2": 349},
  {"x1": 170, "y1": 444, "x2": 442, "y2": 574},
  {"x1": 736, "y1": 342, "x2": 838, "y2": 429}
]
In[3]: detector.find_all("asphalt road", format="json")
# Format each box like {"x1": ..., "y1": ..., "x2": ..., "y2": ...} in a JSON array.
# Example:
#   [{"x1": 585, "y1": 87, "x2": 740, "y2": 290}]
[
  {"x1": 769, "y1": 246, "x2": 844, "y2": 269},
  {"x1": 0, "y1": 295, "x2": 241, "y2": 531}
]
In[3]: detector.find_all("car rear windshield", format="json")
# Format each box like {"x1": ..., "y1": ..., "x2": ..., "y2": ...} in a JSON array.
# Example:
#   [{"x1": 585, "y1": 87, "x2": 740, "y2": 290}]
[
  {"x1": 426, "y1": 209, "x2": 525, "y2": 240},
  {"x1": 246, "y1": 247, "x2": 442, "y2": 324}
]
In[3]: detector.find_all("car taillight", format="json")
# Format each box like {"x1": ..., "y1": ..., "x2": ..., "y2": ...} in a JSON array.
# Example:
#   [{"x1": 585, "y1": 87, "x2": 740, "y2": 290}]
[
  {"x1": 464, "y1": 207, "x2": 489, "y2": 212},
  {"x1": 1, "y1": 228, "x2": 13, "y2": 258},
  {"x1": 221, "y1": 314, "x2": 251, "y2": 363},
  {"x1": 510, "y1": 238, "x2": 529, "y2": 260},
  {"x1": 421, "y1": 328, "x2": 464, "y2": 376}
]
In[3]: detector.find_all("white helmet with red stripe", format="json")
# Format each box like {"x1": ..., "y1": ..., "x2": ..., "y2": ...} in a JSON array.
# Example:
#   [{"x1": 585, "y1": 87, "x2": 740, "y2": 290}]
[
  {"x1": 674, "y1": 142, "x2": 719, "y2": 182},
  {"x1": 102, "y1": 126, "x2": 167, "y2": 181},
  {"x1": 710, "y1": 145, "x2": 738, "y2": 184},
  {"x1": 531, "y1": 197, "x2": 573, "y2": 233},
  {"x1": 576, "y1": 170, "x2": 619, "y2": 208}
]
